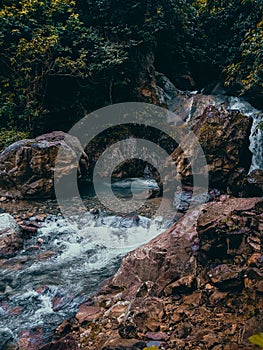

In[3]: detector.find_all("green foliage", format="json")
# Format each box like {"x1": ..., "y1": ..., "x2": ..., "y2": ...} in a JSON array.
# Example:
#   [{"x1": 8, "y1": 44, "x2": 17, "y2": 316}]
[
  {"x1": 0, "y1": 128, "x2": 29, "y2": 152},
  {"x1": 0, "y1": 0, "x2": 262, "y2": 135},
  {"x1": 189, "y1": 0, "x2": 263, "y2": 97},
  {"x1": 0, "y1": 0, "x2": 128, "y2": 130},
  {"x1": 248, "y1": 333, "x2": 263, "y2": 348},
  {"x1": 0, "y1": 0, "x2": 189, "y2": 133},
  {"x1": 225, "y1": 18, "x2": 263, "y2": 95},
  {"x1": 143, "y1": 346, "x2": 160, "y2": 350}
]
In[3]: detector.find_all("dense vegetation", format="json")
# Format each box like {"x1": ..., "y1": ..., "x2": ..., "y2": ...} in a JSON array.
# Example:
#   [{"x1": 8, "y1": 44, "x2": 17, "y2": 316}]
[
  {"x1": 193, "y1": 0, "x2": 263, "y2": 102},
  {"x1": 0, "y1": 0, "x2": 262, "y2": 138}
]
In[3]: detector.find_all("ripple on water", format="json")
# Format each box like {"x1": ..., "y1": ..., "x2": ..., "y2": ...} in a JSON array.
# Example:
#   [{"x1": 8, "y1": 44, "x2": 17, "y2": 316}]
[{"x1": 0, "y1": 212, "x2": 166, "y2": 347}]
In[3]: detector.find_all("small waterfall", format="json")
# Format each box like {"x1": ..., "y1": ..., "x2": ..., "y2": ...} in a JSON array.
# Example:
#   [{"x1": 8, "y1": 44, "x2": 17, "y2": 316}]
[
  {"x1": 225, "y1": 97, "x2": 263, "y2": 172},
  {"x1": 156, "y1": 73, "x2": 263, "y2": 172}
]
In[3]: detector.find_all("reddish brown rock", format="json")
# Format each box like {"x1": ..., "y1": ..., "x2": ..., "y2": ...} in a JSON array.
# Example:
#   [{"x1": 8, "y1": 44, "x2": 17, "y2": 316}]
[
  {"x1": 207, "y1": 264, "x2": 245, "y2": 290},
  {"x1": 20, "y1": 225, "x2": 38, "y2": 234},
  {"x1": 145, "y1": 331, "x2": 168, "y2": 341},
  {"x1": 44, "y1": 197, "x2": 263, "y2": 350},
  {"x1": 36, "y1": 251, "x2": 56, "y2": 261},
  {"x1": 0, "y1": 131, "x2": 88, "y2": 199},
  {"x1": 76, "y1": 305, "x2": 105, "y2": 325},
  {"x1": 8, "y1": 306, "x2": 23, "y2": 316},
  {"x1": 103, "y1": 301, "x2": 129, "y2": 322},
  {"x1": 248, "y1": 253, "x2": 262, "y2": 267},
  {"x1": 17, "y1": 327, "x2": 46, "y2": 350},
  {"x1": 209, "y1": 290, "x2": 229, "y2": 305},
  {"x1": 0, "y1": 213, "x2": 23, "y2": 258},
  {"x1": 164, "y1": 275, "x2": 196, "y2": 296},
  {"x1": 129, "y1": 297, "x2": 164, "y2": 333},
  {"x1": 166, "y1": 103, "x2": 252, "y2": 194},
  {"x1": 100, "y1": 333, "x2": 145, "y2": 350}
]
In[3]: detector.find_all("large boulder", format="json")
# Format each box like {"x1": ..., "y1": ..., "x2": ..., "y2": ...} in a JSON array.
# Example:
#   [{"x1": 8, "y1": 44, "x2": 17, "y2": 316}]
[
  {"x1": 245, "y1": 169, "x2": 263, "y2": 196},
  {"x1": 99, "y1": 197, "x2": 262, "y2": 298},
  {"x1": 0, "y1": 213, "x2": 23, "y2": 258},
  {"x1": 0, "y1": 131, "x2": 88, "y2": 199},
  {"x1": 166, "y1": 102, "x2": 252, "y2": 194},
  {"x1": 154, "y1": 82, "x2": 257, "y2": 195}
]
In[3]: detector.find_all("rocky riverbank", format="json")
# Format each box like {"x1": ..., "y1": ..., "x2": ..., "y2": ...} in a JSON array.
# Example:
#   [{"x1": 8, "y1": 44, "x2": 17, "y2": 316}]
[
  {"x1": 0, "y1": 91, "x2": 262, "y2": 350},
  {"x1": 1, "y1": 195, "x2": 262, "y2": 350},
  {"x1": 36, "y1": 196, "x2": 263, "y2": 350}
]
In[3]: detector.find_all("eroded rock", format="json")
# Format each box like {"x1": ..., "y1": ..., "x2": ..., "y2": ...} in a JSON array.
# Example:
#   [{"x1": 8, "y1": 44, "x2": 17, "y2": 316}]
[
  {"x1": 0, "y1": 213, "x2": 23, "y2": 258},
  {"x1": 76, "y1": 305, "x2": 105, "y2": 325},
  {"x1": 166, "y1": 103, "x2": 252, "y2": 195},
  {"x1": 42, "y1": 197, "x2": 263, "y2": 350},
  {"x1": 207, "y1": 264, "x2": 245, "y2": 291},
  {"x1": 0, "y1": 131, "x2": 88, "y2": 199}
]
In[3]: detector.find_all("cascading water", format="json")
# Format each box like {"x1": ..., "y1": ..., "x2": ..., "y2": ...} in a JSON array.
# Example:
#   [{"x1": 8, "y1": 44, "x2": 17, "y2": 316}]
[
  {"x1": 1, "y1": 76, "x2": 262, "y2": 349},
  {"x1": 0, "y1": 211, "x2": 165, "y2": 347},
  {"x1": 157, "y1": 74, "x2": 263, "y2": 171},
  {"x1": 225, "y1": 97, "x2": 263, "y2": 172},
  {"x1": 209, "y1": 95, "x2": 263, "y2": 172}
]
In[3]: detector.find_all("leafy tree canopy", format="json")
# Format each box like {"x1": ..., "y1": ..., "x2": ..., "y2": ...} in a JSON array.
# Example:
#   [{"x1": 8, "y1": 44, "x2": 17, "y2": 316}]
[
  {"x1": 191, "y1": 0, "x2": 263, "y2": 100},
  {"x1": 0, "y1": 0, "x2": 262, "y2": 134},
  {"x1": 0, "y1": 0, "x2": 189, "y2": 131}
]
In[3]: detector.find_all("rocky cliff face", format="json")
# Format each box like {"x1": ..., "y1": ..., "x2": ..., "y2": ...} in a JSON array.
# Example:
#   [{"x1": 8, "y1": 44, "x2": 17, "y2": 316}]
[{"x1": 43, "y1": 196, "x2": 263, "y2": 350}]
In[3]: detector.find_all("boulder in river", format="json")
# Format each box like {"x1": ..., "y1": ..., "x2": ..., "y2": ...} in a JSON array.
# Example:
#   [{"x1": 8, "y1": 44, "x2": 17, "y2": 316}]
[
  {"x1": 0, "y1": 213, "x2": 23, "y2": 258},
  {"x1": 0, "y1": 131, "x2": 89, "y2": 199},
  {"x1": 166, "y1": 103, "x2": 252, "y2": 195}
]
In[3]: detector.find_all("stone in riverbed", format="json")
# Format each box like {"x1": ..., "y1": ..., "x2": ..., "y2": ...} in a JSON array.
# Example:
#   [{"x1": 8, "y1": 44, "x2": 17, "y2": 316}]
[
  {"x1": 20, "y1": 225, "x2": 38, "y2": 235},
  {"x1": 76, "y1": 305, "x2": 104, "y2": 325},
  {"x1": 0, "y1": 213, "x2": 23, "y2": 258},
  {"x1": 0, "y1": 131, "x2": 89, "y2": 199}
]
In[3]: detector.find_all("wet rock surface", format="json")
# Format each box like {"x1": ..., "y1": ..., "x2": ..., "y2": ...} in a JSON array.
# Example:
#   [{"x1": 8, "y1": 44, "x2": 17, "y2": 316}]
[
  {"x1": 167, "y1": 103, "x2": 252, "y2": 195},
  {"x1": 0, "y1": 213, "x2": 23, "y2": 258},
  {"x1": 41, "y1": 196, "x2": 263, "y2": 350},
  {"x1": 0, "y1": 93, "x2": 260, "y2": 203},
  {"x1": 0, "y1": 194, "x2": 175, "y2": 350},
  {"x1": 0, "y1": 90, "x2": 262, "y2": 349},
  {"x1": 245, "y1": 169, "x2": 263, "y2": 197},
  {"x1": 0, "y1": 131, "x2": 88, "y2": 199}
]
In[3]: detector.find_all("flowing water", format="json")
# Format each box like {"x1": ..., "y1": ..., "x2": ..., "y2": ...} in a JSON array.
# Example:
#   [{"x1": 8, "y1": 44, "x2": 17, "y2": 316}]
[
  {"x1": 0, "y1": 211, "x2": 166, "y2": 348},
  {"x1": 0, "y1": 174, "x2": 216, "y2": 348},
  {"x1": 157, "y1": 74, "x2": 263, "y2": 171},
  {"x1": 1, "y1": 80, "x2": 262, "y2": 348},
  {"x1": 225, "y1": 97, "x2": 263, "y2": 171},
  {"x1": 208, "y1": 95, "x2": 263, "y2": 171}
]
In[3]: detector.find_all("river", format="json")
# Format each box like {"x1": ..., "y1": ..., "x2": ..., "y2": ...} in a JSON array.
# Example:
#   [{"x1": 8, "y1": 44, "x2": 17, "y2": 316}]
[{"x1": 0, "y1": 85, "x2": 262, "y2": 348}]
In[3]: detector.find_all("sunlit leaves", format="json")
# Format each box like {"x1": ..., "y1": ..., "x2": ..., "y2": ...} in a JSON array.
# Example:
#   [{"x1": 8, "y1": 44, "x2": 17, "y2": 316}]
[
  {"x1": 0, "y1": 0, "x2": 190, "y2": 129},
  {"x1": 225, "y1": 18, "x2": 263, "y2": 94},
  {"x1": 248, "y1": 333, "x2": 263, "y2": 348}
]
